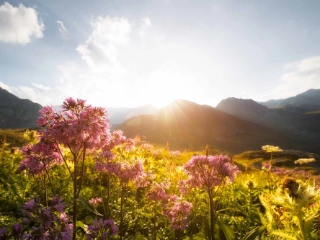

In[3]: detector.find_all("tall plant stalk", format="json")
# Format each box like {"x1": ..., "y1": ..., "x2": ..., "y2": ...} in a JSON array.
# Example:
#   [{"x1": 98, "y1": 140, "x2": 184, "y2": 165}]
[
  {"x1": 208, "y1": 190, "x2": 215, "y2": 240},
  {"x1": 120, "y1": 184, "x2": 124, "y2": 240}
]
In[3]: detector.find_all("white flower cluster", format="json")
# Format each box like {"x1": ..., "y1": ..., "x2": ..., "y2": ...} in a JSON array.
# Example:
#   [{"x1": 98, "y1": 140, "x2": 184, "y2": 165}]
[{"x1": 294, "y1": 158, "x2": 316, "y2": 165}]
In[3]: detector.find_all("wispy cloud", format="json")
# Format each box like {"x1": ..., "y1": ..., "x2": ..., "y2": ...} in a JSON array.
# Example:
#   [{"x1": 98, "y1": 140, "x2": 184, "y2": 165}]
[
  {"x1": 57, "y1": 20, "x2": 68, "y2": 39},
  {"x1": 0, "y1": 2, "x2": 44, "y2": 44},
  {"x1": 271, "y1": 56, "x2": 320, "y2": 99},
  {"x1": 76, "y1": 16, "x2": 131, "y2": 74}
]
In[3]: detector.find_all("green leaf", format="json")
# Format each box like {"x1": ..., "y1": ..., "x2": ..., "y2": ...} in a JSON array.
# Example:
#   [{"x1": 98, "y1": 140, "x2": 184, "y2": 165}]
[
  {"x1": 242, "y1": 226, "x2": 267, "y2": 240},
  {"x1": 217, "y1": 218, "x2": 235, "y2": 240},
  {"x1": 77, "y1": 198, "x2": 103, "y2": 216},
  {"x1": 76, "y1": 220, "x2": 90, "y2": 233}
]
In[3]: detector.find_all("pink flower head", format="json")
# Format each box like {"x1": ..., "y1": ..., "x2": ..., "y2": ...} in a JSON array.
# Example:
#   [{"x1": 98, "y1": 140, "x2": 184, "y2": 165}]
[
  {"x1": 183, "y1": 155, "x2": 239, "y2": 191},
  {"x1": 98, "y1": 160, "x2": 145, "y2": 185},
  {"x1": 37, "y1": 97, "x2": 111, "y2": 153},
  {"x1": 163, "y1": 195, "x2": 193, "y2": 230},
  {"x1": 18, "y1": 138, "x2": 63, "y2": 175},
  {"x1": 147, "y1": 180, "x2": 171, "y2": 202},
  {"x1": 89, "y1": 197, "x2": 102, "y2": 208}
]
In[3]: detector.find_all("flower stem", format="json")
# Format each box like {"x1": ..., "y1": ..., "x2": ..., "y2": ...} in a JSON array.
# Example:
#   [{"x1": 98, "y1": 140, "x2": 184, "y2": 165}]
[
  {"x1": 297, "y1": 213, "x2": 307, "y2": 240},
  {"x1": 208, "y1": 189, "x2": 215, "y2": 240}
]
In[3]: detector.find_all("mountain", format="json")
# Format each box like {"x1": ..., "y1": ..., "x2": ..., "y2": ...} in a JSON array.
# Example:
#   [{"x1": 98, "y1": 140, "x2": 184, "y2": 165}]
[
  {"x1": 260, "y1": 89, "x2": 320, "y2": 113},
  {"x1": 118, "y1": 99, "x2": 318, "y2": 154},
  {"x1": 107, "y1": 105, "x2": 158, "y2": 125},
  {"x1": 215, "y1": 97, "x2": 285, "y2": 127},
  {"x1": 0, "y1": 87, "x2": 41, "y2": 129}
]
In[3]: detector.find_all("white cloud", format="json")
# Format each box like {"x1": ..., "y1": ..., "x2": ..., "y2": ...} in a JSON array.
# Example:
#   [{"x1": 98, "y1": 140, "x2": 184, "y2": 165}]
[
  {"x1": 0, "y1": 2, "x2": 44, "y2": 44},
  {"x1": 139, "y1": 16, "x2": 152, "y2": 37},
  {"x1": 143, "y1": 17, "x2": 152, "y2": 27},
  {"x1": 0, "y1": 81, "x2": 12, "y2": 92},
  {"x1": 16, "y1": 86, "x2": 37, "y2": 102},
  {"x1": 57, "y1": 20, "x2": 68, "y2": 39},
  {"x1": 271, "y1": 56, "x2": 320, "y2": 99},
  {"x1": 77, "y1": 16, "x2": 130, "y2": 74},
  {"x1": 32, "y1": 83, "x2": 51, "y2": 91}
]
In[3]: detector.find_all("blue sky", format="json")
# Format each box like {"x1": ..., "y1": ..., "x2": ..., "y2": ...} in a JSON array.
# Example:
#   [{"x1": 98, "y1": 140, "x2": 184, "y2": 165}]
[{"x1": 1, "y1": 0, "x2": 320, "y2": 108}]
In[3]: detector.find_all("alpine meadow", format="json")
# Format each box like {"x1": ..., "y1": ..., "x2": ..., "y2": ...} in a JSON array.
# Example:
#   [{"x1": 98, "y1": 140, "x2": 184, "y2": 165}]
[{"x1": 2, "y1": 0, "x2": 320, "y2": 239}]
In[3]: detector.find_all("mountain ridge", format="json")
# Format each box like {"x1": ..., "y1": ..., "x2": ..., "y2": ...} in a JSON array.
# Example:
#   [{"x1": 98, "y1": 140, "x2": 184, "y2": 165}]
[
  {"x1": 2, "y1": 87, "x2": 320, "y2": 154},
  {"x1": 0, "y1": 87, "x2": 41, "y2": 129}
]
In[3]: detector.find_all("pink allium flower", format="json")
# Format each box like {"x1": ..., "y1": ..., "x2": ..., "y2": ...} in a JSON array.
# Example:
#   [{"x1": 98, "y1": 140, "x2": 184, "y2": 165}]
[
  {"x1": 183, "y1": 155, "x2": 239, "y2": 192},
  {"x1": 147, "y1": 180, "x2": 170, "y2": 202},
  {"x1": 18, "y1": 138, "x2": 63, "y2": 175},
  {"x1": 96, "y1": 159, "x2": 146, "y2": 186},
  {"x1": 89, "y1": 197, "x2": 102, "y2": 208},
  {"x1": 37, "y1": 98, "x2": 111, "y2": 153},
  {"x1": 163, "y1": 195, "x2": 193, "y2": 230}
]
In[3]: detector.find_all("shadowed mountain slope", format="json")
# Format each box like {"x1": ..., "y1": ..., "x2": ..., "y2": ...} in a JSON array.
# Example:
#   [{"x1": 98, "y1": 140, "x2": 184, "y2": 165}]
[
  {"x1": 118, "y1": 100, "x2": 318, "y2": 154},
  {"x1": 0, "y1": 87, "x2": 41, "y2": 129},
  {"x1": 260, "y1": 89, "x2": 320, "y2": 113},
  {"x1": 216, "y1": 97, "x2": 285, "y2": 127}
]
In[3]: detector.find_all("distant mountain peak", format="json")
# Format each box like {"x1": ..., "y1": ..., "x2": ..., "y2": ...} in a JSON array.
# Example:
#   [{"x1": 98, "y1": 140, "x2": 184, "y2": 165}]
[{"x1": 260, "y1": 89, "x2": 320, "y2": 112}]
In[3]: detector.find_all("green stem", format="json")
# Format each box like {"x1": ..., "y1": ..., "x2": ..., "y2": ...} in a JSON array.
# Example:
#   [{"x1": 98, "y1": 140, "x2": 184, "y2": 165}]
[
  {"x1": 106, "y1": 174, "x2": 110, "y2": 218},
  {"x1": 153, "y1": 202, "x2": 157, "y2": 240},
  {"x1": 44, "y1": 175, "x2": 48, "y2": 207},
  {"x1": 73, "y1": 153, "x2": 77, "y2": 240},
  {"x1": 297, "y1": 212, "x2": 307, "y2": 240},
  {"x1": 44, "y1": 167, "x2": 55, "y2": 196},
  {"x1": 120, "y1": 183, "x2": 124, "y2": 240},
  {"x1": 76, "y1": 143, "x2": 87, "y2": 198},
  {"x1": 208, "y1": 189, "x2": 215, "y2": 240}
]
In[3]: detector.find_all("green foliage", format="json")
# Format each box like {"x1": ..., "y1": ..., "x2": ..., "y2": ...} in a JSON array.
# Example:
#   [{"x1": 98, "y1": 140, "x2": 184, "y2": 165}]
[
  {"x1": 1, "y1": 141, "x2": 320, "y2": 239},
  {"x1": 0, "y1": 128, "x2": 31, "y2": 147}
]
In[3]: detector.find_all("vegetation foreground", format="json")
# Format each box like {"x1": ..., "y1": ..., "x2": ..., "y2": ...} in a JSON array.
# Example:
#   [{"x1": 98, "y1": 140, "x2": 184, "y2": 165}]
[{"x1": 1, "y1": 98, "x2": 320, "y2": 240}]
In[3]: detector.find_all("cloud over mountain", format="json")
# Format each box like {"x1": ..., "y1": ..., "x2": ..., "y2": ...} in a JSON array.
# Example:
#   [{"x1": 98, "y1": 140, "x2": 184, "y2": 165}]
[{"x1": 272, "y1": 56, "x2": 320, "y2": 99}]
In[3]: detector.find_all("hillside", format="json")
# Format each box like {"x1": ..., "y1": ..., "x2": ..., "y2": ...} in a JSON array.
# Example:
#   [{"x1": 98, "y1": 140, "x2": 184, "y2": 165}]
[
  {"x1": 0, "y1": 87, "x2": 41, "y2": 129},
  {"x1": 118, "y1": 100, "x2": 318, "y2": 154},
  {"x1": 260, "y1": 89, "x2": 320, "y2": 113},
  {"x1": 216, "y1": 97, "x2": 285, "y2": 127}
]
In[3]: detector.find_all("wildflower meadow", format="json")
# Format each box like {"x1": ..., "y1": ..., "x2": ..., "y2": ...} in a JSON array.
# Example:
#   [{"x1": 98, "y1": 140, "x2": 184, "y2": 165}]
[{"x1": 1, "y1": 97, "x2": 320, "y2": 240}]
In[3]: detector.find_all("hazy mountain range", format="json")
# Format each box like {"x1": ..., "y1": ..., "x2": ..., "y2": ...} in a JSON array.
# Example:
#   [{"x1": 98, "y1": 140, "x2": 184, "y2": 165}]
[{"x1": 1, "y1": 87, "x2": 320, "y2": 154}]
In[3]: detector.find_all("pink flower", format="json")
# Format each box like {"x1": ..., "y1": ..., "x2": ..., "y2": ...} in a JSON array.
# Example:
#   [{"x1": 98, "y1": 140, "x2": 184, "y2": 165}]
[
  {"x1": 18, "y1": 138, "x2": 63, "y2": 175},
  {"x1": 163, "y1": 195, "x2": 192, "y2": 230},
  {"x1": 96, "y1": 160, "x2": 146, "y2": 186},
  {"x1": 147, "y1": 180, "x2": 170, "y2": 202},
  {"x1": 89, "y1": 197, "x2": 102, "y2": 208},
  {"x1": 37, "y1": 98, "x2": 111, "y2": 153},
  {"x1": 182, "y1": 155, "x2": 239, "y2": 192}
]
